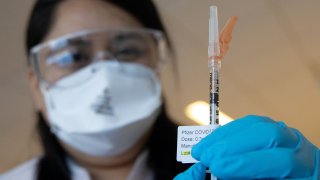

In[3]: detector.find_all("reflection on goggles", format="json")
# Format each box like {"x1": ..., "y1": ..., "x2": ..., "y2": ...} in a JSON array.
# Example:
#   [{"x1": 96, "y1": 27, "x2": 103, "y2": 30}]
[
  {"x1": 47, "y1": 51, "x2": 74, "y2": 67},
  {"x1": 29, "y1": 28, "x2": 168, "y2": 87}
]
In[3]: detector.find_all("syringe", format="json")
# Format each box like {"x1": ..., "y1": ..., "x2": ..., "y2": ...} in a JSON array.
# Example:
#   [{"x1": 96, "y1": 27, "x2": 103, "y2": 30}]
[
  {"x1": 208, "y1": 6, "x2": 220, "y2": 126},
  {"x1": 208, "y1": 6, "x2": 220, "y2": 180},
  {"x1": 207, "y1": 6, "x2": 238, "y2": 180}
]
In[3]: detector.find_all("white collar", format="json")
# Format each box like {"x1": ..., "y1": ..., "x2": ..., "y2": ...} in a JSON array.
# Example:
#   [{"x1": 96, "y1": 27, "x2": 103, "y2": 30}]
[{"x1": 67, "y1": 151, "x2": 154, "y2": 180}]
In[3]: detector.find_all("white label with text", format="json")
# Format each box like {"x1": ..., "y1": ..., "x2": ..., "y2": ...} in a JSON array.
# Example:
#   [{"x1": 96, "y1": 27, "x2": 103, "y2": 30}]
[{"x1": 177, "y1": 125, "x2": 220, "y2": 163}]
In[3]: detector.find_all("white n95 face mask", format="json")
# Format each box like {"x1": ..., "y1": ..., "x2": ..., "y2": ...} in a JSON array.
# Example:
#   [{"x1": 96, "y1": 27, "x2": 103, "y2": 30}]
[{"x1": 40, "y1": 61, "x2": 162, "y2": 157}]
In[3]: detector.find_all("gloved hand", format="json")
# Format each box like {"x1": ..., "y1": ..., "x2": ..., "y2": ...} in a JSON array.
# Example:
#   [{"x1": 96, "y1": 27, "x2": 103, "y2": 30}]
[{"x1": 174, "y1": 115, "x2": 319, "y2": 180}]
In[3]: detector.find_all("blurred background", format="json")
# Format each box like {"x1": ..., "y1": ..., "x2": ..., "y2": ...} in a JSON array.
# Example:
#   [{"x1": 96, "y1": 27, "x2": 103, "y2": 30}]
[{"x1": 0, "y1": 0, "x2": 319, "y2": 172}]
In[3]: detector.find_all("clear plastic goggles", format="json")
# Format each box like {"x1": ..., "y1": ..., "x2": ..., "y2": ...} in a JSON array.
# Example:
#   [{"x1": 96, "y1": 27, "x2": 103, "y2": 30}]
[{"x1": 29, "y1": 28, "x2": 169, "y2": 87}]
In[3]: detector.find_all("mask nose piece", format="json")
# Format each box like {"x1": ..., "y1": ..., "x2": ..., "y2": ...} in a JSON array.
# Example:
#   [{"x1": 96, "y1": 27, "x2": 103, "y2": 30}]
[
  {"x1": 95, "y1": 51, "x2": 114, "y2": 61},
  {"x1": 91, "y1": 51, "x2": 120, "y2": 73}
]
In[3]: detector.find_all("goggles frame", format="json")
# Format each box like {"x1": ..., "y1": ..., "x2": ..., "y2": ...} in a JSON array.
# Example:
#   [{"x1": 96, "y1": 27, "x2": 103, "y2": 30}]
[{"x1": 29, "y1": 28, "x2": 170, "y2": 87}]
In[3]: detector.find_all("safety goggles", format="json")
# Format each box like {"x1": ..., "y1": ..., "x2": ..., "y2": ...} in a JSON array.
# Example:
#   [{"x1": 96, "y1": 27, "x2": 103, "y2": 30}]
[{"x1": 29, "y1": 28, "x2": 169, "y2": 88}]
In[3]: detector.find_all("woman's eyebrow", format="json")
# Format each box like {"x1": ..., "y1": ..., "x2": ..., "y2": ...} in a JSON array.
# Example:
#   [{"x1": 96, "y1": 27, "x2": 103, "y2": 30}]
[
  {"x1": 49, "y1": 38, "x2": 92, "y2": 53},
  {"x1": 68, "y1": 38, "x2": 92, "y2": 46},
  {"x1": 113, "y1": 33, "x2": 146, "y2": 43}
]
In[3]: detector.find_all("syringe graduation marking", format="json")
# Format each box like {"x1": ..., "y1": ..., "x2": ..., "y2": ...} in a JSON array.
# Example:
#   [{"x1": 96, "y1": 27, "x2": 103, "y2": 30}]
[{"x1": 209, "y1": 65, "x2": 220, "y2": 125}]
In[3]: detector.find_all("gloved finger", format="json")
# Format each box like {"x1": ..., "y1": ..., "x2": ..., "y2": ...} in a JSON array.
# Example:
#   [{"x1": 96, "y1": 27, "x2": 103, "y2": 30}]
[
  {"x1": 174, "y1": 163, "x2": 207, "y2": 180},
  {"x1": 196, "y1": 123, "x2": 299, "y2": 166},
  {"x1": 210, "y1": 148, "x2": 315, "y2": 179},
  {"x1": 192, "y1": 115, "x2": 282, "y2": 159}
]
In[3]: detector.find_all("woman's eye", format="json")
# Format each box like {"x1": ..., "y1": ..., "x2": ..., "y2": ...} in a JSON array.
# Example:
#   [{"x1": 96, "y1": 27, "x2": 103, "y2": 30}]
[
  {"x1": 72, "y1": 52, "x2": 90, "y2": 63},
  {"x1": 47, "y1": 51, "x2": 90, "y2": 68},
  {"x1": 114, "y1": 48, "x2": 145, "y2": 60}
]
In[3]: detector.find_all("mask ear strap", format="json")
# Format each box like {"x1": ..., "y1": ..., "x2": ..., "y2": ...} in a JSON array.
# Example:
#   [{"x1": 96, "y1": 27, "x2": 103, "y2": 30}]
[
  {"x1": 40, "y1": 82, "x2": 56, "y2": 111},
  {"x1": 50, "y1": 123, "x2": 61, "y2": 135},
  {"x1": 38, "y1": 83, "x2": 58, "y2": 134}
]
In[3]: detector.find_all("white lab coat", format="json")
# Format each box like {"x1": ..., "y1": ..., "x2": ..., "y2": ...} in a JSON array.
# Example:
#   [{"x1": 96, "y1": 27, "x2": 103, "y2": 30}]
[{"x1": 0, "y1": 151, "x2": 153, "y2": 180}]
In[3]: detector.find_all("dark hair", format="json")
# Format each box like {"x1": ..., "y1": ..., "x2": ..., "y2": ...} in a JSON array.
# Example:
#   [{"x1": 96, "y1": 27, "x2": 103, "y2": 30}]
[{"x1": 26, "y1": 0, "x2": 188, "y2": 179}]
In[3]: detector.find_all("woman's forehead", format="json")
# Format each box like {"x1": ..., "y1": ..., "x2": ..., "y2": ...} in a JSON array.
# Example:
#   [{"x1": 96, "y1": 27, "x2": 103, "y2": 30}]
[{"x1": 44, "y1": 0, "x2": 142, "y2": 41}]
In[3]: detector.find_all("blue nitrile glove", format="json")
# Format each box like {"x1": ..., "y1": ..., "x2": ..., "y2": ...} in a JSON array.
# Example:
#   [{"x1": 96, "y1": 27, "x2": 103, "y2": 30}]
[
  {"x1": 174, "y1": 163, "x2": 206, "y2": 180},
  {"x1": 174, "y1": 115, "x2": 319, "y2": 180}
]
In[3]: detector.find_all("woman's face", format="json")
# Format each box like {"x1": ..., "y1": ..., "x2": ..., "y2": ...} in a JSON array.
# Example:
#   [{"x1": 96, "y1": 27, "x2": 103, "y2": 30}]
[{"x1": 28, "y1": 0, "x2": 153, "y2": 166}]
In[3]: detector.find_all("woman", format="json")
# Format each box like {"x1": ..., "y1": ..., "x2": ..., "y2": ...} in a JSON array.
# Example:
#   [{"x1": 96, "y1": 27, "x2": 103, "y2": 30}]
[
  {"x1": 5, "y1": 0, "x2": 191, "y2": 179},
  {"x1": 1, "y1": 0, "x2": 319, "y2": 179}
]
